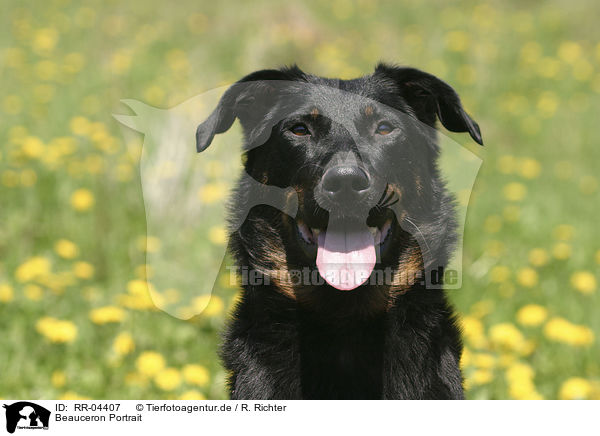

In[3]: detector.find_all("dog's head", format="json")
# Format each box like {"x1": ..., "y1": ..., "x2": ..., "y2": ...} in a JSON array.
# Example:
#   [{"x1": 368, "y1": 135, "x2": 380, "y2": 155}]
[{"x1": 196, "y1": 64, "x2": 482, "y2": 299}]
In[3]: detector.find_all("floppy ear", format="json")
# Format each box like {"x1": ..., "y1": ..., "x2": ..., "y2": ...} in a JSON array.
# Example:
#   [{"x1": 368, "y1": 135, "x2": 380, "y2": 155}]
[
  {"x1": 196, "y1": 66, "x2": 305, "y2": 152},
  {"x1": 375, "y1": 64, "x2": 483, "y2": 145}
]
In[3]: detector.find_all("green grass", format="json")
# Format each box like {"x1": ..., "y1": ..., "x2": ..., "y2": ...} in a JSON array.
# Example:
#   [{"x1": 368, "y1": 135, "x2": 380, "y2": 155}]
[{"x1": 1, "y1": 0, "x2": 599, "y2": 400}]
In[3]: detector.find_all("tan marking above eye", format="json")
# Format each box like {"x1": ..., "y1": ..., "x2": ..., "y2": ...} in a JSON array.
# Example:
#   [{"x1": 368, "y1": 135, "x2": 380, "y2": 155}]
[
  {"x1": 310, "y1": 107, "x2": 319, "y2": 119},
  {"x1": 364, "y1": 106, "x2": 374, "y2": 116}
]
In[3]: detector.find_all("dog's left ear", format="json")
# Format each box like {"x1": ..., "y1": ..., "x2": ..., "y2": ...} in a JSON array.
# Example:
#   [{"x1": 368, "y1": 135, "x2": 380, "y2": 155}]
[
  {"x1": 196, "y1": 66, "x2": 305, "y2": 152},
  {"x1": 375, "y1": 64, "x2": 483, "y2": 145}
]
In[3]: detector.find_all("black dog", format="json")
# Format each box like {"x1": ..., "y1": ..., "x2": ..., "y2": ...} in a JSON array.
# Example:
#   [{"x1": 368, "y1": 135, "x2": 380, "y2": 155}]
[{"x1": 196, "y1": 64, "x2": 482, "y2": 399}]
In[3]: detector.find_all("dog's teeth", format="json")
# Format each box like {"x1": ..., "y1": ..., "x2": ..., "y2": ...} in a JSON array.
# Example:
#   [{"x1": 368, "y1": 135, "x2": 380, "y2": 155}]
[
  {"x1": 312, "y1": 228, "x2": 320, "y2": 237},
  {"x1": 368, "y1": 226, "x2": 377, "y2": 236}
]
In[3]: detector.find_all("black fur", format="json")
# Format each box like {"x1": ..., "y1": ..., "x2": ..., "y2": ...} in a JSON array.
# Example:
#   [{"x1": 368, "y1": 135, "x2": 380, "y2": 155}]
[{"x1": 196, "y1": 64, "x2": 482, "y2": 399}]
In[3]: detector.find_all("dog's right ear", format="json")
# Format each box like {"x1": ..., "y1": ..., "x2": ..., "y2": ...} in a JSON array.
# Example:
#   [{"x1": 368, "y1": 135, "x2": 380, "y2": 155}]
[{"x1": 196, "y1": 67, "x2": 304, "y2": 152}]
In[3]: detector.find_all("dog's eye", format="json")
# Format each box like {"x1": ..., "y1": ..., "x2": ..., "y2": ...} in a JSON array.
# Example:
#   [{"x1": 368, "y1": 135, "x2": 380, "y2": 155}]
[
  {"x1": 290, "y1": 123, "x2": 310, "y2": 136},
  {"x1": 376, "y1": 122, "x2": 394, "y2": 135}
]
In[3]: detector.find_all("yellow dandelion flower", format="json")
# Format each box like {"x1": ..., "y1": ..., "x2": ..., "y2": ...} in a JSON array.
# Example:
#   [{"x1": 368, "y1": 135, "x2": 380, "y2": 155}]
[
  {"x1": 15, "y1": 256, "x2": 51, "y2": 282},
  {"x1": 118, "y1": 279, "x2": 163, "y2": 310},
  {"x1": 198, "y1": 183, "x2": 228, "y2": 204},
  {"x1": 460, "y1": 316, "x2": 485, "y2": 348},
  {"x1": 544, "y1": 317, "x2": 594, "y2": 346},
  {"x1": 70, "y1": 188, "x2": 94, "y2": 211},
  {"x1": 113, "y1": 332, "x2": 135, "y2": 355},
  {"x1": 51, "y1": 370, "x2": 67, "y2": 388},
  {"x1": 559, "y1": 377, "x2": 592, "y2": 400},
  {"x1": 505, "y1": 361, "x2": 543, "y2": 399},
  {"x1": 182, "y1": 364, "x2": 210, "y2": 387},
  {"x1": 516, "y1": 304, "x2": 548, "y2": 327},
  {"x1": 110, "y1": 50, "x2": 132, "y2": 75},
  {"x1": 192, "y1": 295, "x2": 225, "y2": 317},
  {"x1": 208, "y1": 226, "x2": 228, "y2": 246},
  {"x1": 468, "y1": 369, "x2": 493, "y2": 386},
  {"x1": 73, "y1": 261, "x2": 94, "y2": 279},
  {"x1": 503, "y1": 182, "x2": 527, "y2": 202},
  {"x1": 154, "y1": 367, "x2": 182, "y2": 391},
  {"x1": 552, "y1": 242, "x2": 572, "y2": 260},
  {"x1": 144, "y1": 85, "x2": 165, "y2": 106},
  {"x1": 136, "y1": 351, "x2": 166, "y2": 376},
  {"x1": 536, "y1": 92, "x2": 559, "y2": 118},
  {"x1": 59, "y1": 391, "x2": 91, "y2": 400},
  {"x1": 24, "y1": 284, "x2": 43, "y2": 301},
  {"x1": 570, "y1": 271, "x2": 596, "y2": 295},
  {"x1": 517, "y1": 267, "x2": 538, "y2": 287},
  {"x1": 489, "y1": 323, "x2": 526, "y2": 351},
  {"x1": 136, "y1": 235, "x2": 161, "y2": 253},
  {"x1": 528, "y1": 248, "x2": 549, "y2": 267},
  {"x1": 518, "y1": 158, "x2": 541, "y2": 179},
  {"x1": 0, "y1": 284, "x2": 15, "y2": 303},
  {"x1": 460, "y1": 347, "x2": 472, "y2": 369},
  {"x1": 472, "y1": 353, "x2": 496, "y2": 369},
  {"x1": 553, "y1": 224, "x2": 574, "y2": 241},
  {"x1": 22, "y1": 136, "x2": 45, "y2": 158},
  {"x1": 506, "y1": 362, "x2": 534, "y2": 383},
  {"x1": 69, "y1": 116, "x2": 91, "y2": 136},
  {"x1": 36, "y1": 317, "x2": 78, "y2": 343},
  {"x1": 89, "y1": 306, "x2": 126, "y2": 324},
  {"x1": 557, "y1": 41, "x2": 582, "y2": 64},
  {"x1": 179, "y1": 390, "x2": 206, "y2": 400},
  {"x1": 32, "y1": 27, "x2": 59, "y2": 54},
  {"x1": 509, "y1": 382, "x2": 544, "y2": 400},
  {"x1": 54, "y1": 239, "x2": 79, "y2": 259}
]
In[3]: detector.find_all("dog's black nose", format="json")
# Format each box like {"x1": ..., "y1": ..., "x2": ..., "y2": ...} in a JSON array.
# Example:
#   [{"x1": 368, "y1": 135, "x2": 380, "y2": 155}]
[{"x1": 321, "y1": 166, "x2": 370, "y2": 202}]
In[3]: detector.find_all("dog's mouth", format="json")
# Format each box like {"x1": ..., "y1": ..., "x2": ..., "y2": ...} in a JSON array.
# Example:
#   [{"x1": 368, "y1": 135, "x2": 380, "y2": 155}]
[{"x1": 295, "y1": 213, "x2": 394, "y2": 291}]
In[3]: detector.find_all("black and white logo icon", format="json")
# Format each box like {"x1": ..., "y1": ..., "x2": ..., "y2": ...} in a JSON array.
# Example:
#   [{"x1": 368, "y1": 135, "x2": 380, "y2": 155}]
[{"x1": 3, "y1": 402, "x2": 50, "y2": 433}]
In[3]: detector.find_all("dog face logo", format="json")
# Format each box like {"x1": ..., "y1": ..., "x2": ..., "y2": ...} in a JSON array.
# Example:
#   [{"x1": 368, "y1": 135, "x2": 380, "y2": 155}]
[{"x1": 3, "y1": 402, "x2": 50, "y2": 433}]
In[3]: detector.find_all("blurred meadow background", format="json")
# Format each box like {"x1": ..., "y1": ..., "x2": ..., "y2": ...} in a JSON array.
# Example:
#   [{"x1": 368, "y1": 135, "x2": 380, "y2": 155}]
[{"x1": 1, "y1": 0, "x2": 599, "y2": 400}]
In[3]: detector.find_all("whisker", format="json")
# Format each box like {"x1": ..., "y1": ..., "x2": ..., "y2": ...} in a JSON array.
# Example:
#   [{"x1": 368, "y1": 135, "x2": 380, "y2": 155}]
[{"x1": 403, "y1": 217, "x2": 431, "y2": 255}]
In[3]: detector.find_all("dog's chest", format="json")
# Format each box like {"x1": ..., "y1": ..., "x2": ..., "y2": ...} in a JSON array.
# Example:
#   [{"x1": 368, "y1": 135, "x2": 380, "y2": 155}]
[{"x1": 298, "y1": 315, "x2": 386, "y2": 399}]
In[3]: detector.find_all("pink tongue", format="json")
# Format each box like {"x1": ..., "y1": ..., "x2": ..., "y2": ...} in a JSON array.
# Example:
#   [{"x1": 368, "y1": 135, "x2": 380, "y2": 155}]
[{"x1": 316, "y1": 220, "x2": 376, "y2": 291}]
